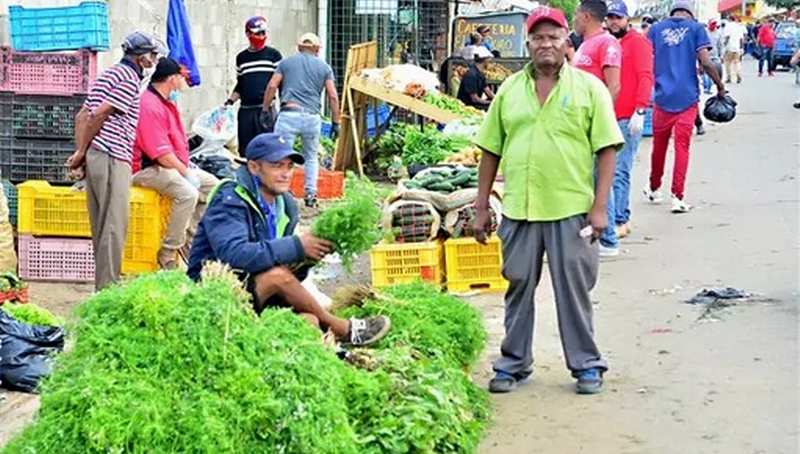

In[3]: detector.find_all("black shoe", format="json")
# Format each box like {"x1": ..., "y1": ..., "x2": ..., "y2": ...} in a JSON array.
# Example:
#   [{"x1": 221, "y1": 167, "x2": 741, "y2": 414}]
[
  {"x1": 304, "y1": 195, "x2": 318, "y2": 208},
  {"x1": 794, "y1": 102, "x2": 800, "y2": 109},
  {"x1": 345, "y1": 316, "x2": 391, "y2": 346},
  {"x1": 696, "y1": 125, "x2": 706, "y2": 135}
]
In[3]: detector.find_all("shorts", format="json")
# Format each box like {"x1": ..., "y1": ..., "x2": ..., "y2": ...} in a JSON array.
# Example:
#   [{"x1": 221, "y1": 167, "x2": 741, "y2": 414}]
[{"x1": 245, "y1": 274, "x2": 290, "y2": 315}]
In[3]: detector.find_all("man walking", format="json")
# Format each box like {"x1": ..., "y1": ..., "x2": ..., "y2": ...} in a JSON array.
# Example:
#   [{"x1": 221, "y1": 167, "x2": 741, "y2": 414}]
[
  {"x1": 67, "y1": 32, "x2": 159, "y2": 290},
  {"x1": 757, "y1": 19, "x2": 776, "y2": 77},
  {"x1": 225, "y1": 16, "x2": 283, "y2": 153},
  {"x1": 263, "y1": 33, "x2": 340, "y2": 208},
  {"x1": 605, "y1": 1, "x2": 653, "y2": 242},
  {"x1": 644, "y1": 0, "x2": 725, "y2": 214},
  {"x1": 473, "y1": 6, "x2": 623, "y2": 395},
  {"x1": 133, "y1": 58, "x2": 219, "y2": 269},
  {"x1": 722, "y1": 16, "x2": 745, "y2": 83},
  {"x1": 573, "y1": 0, "x2": 622, "y2": 100}
]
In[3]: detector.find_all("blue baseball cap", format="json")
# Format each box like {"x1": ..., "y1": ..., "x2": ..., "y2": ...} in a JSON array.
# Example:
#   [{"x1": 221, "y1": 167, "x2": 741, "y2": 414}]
[
  {"x1": 245, "y1": 133, "x2": 305, "y2": 164},
  {"x1": 607, "y1": 1, "x2": 629, "y2": 18}
]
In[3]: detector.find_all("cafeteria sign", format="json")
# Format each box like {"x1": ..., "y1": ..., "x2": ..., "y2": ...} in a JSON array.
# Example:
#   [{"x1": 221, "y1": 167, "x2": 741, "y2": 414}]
[{"x1": 452, "y1": 12, "x2": 528, "y2": 58}]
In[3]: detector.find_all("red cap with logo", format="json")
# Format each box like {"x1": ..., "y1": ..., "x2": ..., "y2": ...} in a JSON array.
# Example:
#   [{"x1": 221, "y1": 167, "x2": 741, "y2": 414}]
[{"x1": 526, "y1": 6, "x2": 569, "y2": 32}]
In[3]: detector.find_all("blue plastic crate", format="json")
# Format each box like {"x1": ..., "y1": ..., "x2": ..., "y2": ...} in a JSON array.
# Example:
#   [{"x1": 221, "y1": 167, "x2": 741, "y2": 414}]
[
  {"x1": 9, "y1": 1, "x2": 110, "y2": 52},
  {"x1": 320, "y1": 104, "x2": 392, "y2": 138},
  {"x1": 642, "y1": 107, "x2": 653, "y2": 137}
]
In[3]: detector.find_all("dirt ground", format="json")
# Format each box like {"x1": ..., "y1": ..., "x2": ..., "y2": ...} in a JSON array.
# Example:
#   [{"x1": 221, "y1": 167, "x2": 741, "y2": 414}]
[{"x1": 1, "y1": 63, "x2": 798, "y2": 452}]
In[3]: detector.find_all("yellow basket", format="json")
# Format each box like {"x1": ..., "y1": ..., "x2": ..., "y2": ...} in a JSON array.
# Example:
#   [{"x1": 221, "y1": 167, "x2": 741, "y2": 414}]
[
  {"x1": 17, "y1": 180, "x2": 166, "y2": 274},
  {"x1": 369, "y1": 240, "x2": 445, "y2": 288},
  {"x1": 444, "y1": 236, "x2": 508, "y2": 293}
]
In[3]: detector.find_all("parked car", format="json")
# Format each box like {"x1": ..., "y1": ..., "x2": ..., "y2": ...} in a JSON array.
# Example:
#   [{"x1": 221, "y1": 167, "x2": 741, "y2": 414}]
[{"x1": 774, "y1": 21, "x2": 799, "y2": 69}]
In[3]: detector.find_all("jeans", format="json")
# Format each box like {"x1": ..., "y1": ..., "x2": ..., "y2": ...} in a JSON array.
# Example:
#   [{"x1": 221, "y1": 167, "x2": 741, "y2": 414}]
[
  {"x1": 612, "y1": 119, "x2": 642, "y2": 225},
  {"x1": 274, "y1": 111, "x2": 322, "y2": 196},
  {"x1": 595, "y1": 165, "x2": 618, "y2": 249},
  {"x1": 758, "y1": 46, "x2": 774, "y2": 74},
  {"x1": 702, "y1": 73, "x2": 712, "y2": 92}
]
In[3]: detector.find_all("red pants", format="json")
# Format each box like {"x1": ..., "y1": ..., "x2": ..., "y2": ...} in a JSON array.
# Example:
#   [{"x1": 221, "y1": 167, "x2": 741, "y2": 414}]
[{"x1": 649, "y1": 104, "x2": 697, "y2": 200}]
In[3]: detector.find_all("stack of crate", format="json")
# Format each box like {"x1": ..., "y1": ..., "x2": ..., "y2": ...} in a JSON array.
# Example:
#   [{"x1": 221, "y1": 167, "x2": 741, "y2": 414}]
[{"x1": 2, "y1": 2, "x2": 165, "y2": 283}]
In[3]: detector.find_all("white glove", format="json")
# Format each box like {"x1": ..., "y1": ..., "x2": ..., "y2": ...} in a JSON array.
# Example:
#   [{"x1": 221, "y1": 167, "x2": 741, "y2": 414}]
[
  {"x1": 185, "y1": 170, "x2": 201, "y2": 189},
  {"x1": 628, "y1": 110, "x2": 645, "y2": 137}
]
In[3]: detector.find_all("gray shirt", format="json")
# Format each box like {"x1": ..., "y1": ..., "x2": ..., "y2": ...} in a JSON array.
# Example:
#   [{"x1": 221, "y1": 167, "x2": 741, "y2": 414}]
[{"x1": 276, "y1": 52, "x2": 334, "y2": 114}]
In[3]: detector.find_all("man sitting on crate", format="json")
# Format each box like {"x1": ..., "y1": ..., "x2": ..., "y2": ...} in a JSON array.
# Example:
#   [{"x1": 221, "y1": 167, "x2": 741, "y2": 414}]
[
  {"x1": 132, "y1": 57, "x2": 219, "y2": 269},
  {"x1": 187, "y1": 132, "x2": 390, "y2": 346}
]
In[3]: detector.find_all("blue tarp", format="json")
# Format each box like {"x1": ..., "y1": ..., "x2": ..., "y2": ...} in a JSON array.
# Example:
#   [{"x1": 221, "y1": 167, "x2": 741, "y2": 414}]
[{"x1": 166, "y1": 0, "x2": 201, "y2": 86}]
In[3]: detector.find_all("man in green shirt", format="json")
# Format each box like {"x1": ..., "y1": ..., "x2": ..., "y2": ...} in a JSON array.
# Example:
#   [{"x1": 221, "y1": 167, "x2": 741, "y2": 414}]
[{"x1": 473, "y1": 6, "x2": 624, "y2": 395}]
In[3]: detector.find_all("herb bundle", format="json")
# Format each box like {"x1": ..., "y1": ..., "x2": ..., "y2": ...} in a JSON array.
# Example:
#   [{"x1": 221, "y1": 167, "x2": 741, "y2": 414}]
[{"x1": 311, "y1": 176, "x2": 384, "y2": 271}]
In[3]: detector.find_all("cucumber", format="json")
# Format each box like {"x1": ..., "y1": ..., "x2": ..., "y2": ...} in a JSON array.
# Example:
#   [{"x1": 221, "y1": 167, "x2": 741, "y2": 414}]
[
  {"x1": 447, "y1": 171, "x2": 472, "y2": 187},
  {"x1": 428, "y1": 182, "x2": 456, "y2": 192}
]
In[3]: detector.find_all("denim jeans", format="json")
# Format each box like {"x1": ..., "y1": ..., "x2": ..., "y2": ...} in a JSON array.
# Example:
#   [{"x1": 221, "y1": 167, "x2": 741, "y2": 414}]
[
  {"x1": 595, "y1": 165, "x2": 618, "y2": 249},
  {"x1": 758, "y1": 46, "x2": 774, "y2": 74},
  {"x1": 274, "y1": 111, "x2": 322, "y2": 196},
  {"x1": 613, "y1": 119, "x2": 642, "y2": 225}
]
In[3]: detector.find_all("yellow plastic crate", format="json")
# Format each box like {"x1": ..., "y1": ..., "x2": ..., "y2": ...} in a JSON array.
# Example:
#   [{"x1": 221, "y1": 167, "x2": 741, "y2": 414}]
[
  {"x1": 17, "y1": 180, "x2": 166, "y2": 274},
  {"x1": 369, "y1": 240, "x2": 445, "y2": 288},
  {"x1": 444, "y1": 236, "x2": 508, "y2": 293}
]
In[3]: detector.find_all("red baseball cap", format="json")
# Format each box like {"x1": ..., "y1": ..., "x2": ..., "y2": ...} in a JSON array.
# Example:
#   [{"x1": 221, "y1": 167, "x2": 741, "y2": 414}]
[{"x1": 526, "y1": 6, "x2": 569, "y2": 32}]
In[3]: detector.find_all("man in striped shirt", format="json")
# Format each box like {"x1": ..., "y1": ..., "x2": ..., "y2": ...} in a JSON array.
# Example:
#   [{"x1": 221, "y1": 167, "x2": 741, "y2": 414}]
[
  {"x1": 224, "y1": 16, "x2": 283, "y2": 153},
  {"x1": 67, "y1": 32, "x2": 159, "y2": 290}
]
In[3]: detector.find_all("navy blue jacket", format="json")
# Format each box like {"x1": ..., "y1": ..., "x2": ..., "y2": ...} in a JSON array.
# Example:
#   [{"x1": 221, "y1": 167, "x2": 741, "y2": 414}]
[{"x1": 187, "y1": 166, "x2": 305, "y2": 281}]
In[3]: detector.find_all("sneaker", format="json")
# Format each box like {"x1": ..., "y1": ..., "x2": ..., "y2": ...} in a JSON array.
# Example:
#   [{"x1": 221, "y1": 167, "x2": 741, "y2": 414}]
[
  {"x1": 768, "y1": 72, "x2": 775, "y2": 77},
  {"x1": 794, "y1": 102, "x2": 800, "y2": 109},
  {"x1": 696, "y1": 125, "x2": 706, "y2": 135},
  {"x1": 346, "y1": 316, "x2": 391, "y2": 346},
  {"x1": 737, "y1": 76, "x2": 742, "y2": 84},
  {"x1": 615, "y1": 223, "x2": 631, "y2": 239},
  {"x1": 598, "y1": 244, "x2": 620, "y2": 257},
  {"x1": 488, "y1": 368, "x2": 533, "y2": 393},
  {"x1": 671, "y1": 195, "x2": 691, "y2": 213},
  {"x1": 304, "y1": 195, "x2": 318, "y2": 208},
  {"x1": 758, "y1": 72, "x2": 763, "y2": 77},
  {"x1": 158, "y1": 249, "x2": 180, "y2": 270},
  {"x1": 643, "y1": 186, "x2": 664, "y2": 204},
  {"x1": 575, "y1": 368, "x2": 603, "y2": 394}
]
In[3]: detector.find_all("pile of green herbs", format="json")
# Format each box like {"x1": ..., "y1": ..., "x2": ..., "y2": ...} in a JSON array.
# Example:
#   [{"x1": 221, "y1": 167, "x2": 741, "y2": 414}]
[
  {"x1": 311, "y1": 176, "x2": 385, "y2": 271},
  {"x1": 3, "y1": 273, "x2": 490, "y2": 454},
  {"x1": 376, "y1": 123, "x2": 470, "y2": 167},
  {"x1": 1, "y1": 303, "x2": 61, "y2": 327}
]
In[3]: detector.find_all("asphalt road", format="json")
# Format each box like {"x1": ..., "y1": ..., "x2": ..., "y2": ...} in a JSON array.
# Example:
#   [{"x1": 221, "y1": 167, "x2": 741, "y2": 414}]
[{"x1": 474, "y1": 63, "x2": 799, "y2": 453}]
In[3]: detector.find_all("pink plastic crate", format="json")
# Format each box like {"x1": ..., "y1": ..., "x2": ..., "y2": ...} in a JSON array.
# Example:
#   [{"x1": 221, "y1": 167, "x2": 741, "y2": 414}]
[
  {"x1": 18, "y1": 235, "x2": 94, "y2": 283},
  {"x1": 0, "y1": 47, "x2": 97, "y2": 95}
]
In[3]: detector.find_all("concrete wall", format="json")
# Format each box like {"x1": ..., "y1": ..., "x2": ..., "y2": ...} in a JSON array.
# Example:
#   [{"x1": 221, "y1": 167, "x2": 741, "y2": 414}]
[{"x1": 0, "y1": 0, "x2": 318, "y2": 126}]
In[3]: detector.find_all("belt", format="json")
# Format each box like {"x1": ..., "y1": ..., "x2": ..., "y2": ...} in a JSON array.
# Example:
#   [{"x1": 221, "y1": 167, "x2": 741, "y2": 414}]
[{"x1": 280, "y1": 105, "x2": 306, "y2": 113}]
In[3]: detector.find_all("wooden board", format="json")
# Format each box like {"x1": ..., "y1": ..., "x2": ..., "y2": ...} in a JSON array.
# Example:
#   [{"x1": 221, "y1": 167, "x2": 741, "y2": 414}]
[
  {"x1": 334, "y1": 42, "x2": 378, "y2": 174},
  {"x1": 348, "y1": 77, "x2": 463, "y2": 124}
]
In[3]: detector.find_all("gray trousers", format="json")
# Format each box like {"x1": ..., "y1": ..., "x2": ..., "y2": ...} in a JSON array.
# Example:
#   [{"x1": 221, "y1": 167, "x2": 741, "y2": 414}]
[
  {"x1": 493, "y1": 215, "x2": 608, "y2": 376},
  {"x1": 86, "y1": 147, "x2": 131, "y2": 291}
]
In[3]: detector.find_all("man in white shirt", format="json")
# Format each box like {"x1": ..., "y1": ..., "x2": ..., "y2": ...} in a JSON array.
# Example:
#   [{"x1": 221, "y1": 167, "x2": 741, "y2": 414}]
[{"x1": 723, "y1": 17, "x2": 746, "y2": 84}]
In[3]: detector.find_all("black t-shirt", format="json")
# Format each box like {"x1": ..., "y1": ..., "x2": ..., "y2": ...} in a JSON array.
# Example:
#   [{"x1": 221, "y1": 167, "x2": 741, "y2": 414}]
[
  {"x1": 457, "y1": 64, "x2": 487, "y2": 108},
  {"x1": 233, "y1": 46, "x2": 283, "y2": 107}
]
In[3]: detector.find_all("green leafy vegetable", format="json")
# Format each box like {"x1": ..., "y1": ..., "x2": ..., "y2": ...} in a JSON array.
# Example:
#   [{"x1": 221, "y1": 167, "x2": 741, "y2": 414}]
[
  {"x1": 3, "y1": 272, "x2": 490, "y2": 454},
  {"x1": 311, "y1": 176, "x2": 384, "y2": 271},
  {"x1": 2, "y1": 303, "x2": 61, "y2": 327}
]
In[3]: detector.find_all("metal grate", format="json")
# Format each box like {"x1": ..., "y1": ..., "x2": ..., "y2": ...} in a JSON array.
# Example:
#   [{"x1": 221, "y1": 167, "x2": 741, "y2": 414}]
[{"x1": 327, "y1": 0, "x2": 452, "y2": 92}]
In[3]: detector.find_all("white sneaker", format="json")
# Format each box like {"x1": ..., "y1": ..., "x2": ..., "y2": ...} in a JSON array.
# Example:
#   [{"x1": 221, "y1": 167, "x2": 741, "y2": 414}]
[
  {"x1": 671, "y1": 195, "x2": 691, "y2": 213},
  {"x1": 643, "y1": 186, "x2": 664, "y2": 204},
  {"x1": 598, "y1": 244, "x2": 620, "y2": 257}
]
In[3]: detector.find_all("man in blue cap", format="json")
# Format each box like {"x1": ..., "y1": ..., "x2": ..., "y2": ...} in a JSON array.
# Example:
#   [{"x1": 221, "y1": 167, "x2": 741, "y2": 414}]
[{"x1": 187, "y1": 132, "x2": 391, "y2": 346}]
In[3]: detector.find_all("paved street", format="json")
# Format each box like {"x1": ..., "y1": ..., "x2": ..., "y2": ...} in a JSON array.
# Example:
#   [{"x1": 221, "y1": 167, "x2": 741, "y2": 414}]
[{"x1": 473, "y1": 62, "x2": 799, "y2": 453}]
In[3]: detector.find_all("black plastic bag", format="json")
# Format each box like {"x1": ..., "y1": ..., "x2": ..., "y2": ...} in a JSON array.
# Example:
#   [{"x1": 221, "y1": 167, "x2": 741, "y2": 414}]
[
  {"x1": 190, "y1": 154, "x2": 235, "y2": 180},
  {"x1": 0, "y1": 310, "x2": 65, "y2": 393},
  {"x1": 703, "y1": 94, "x2": 737, "y2": 123}
]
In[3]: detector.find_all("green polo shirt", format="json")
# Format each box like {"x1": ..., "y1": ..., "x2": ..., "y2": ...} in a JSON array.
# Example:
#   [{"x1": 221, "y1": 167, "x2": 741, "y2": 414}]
[{"x1": 475, "y1": 63, "x2": 624, "y2": 222}]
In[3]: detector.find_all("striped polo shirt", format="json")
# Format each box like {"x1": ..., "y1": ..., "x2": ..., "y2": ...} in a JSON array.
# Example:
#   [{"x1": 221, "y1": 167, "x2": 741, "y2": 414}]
[{"x1": 83, "y1": 60, "x2": 143, "y2": 164}]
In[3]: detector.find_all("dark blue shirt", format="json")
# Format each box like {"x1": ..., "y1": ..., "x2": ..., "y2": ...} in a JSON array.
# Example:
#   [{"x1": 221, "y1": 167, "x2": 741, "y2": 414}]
[{"x1": 648, "y1": 17, "x2": 711, "y2": 112}]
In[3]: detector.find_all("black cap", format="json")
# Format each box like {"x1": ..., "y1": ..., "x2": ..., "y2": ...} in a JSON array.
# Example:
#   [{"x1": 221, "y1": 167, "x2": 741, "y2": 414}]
[{"x1": 151, "y1": 57, "x2": 181, "y2": 82}]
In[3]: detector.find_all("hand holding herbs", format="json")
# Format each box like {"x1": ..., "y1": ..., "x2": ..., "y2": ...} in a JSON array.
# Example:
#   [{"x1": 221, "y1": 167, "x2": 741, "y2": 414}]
[{"x1": 311, "y1": 176, "x2": 384, "y2": 271}]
